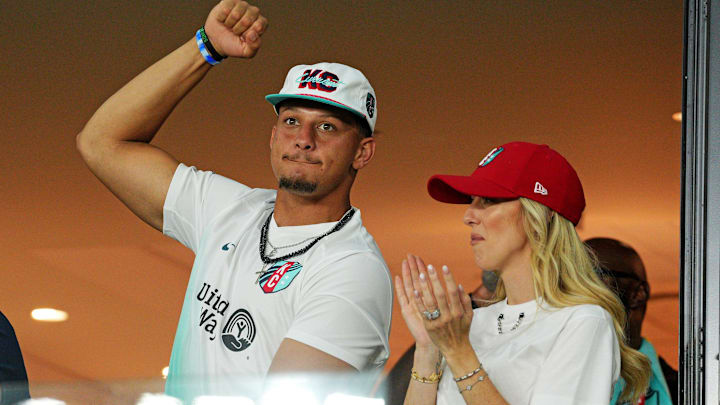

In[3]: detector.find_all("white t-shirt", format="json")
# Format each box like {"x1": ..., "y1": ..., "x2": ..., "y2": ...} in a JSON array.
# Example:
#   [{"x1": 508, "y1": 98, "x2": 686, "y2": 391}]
[
  {"x1": 162, "y1": 164, "x2": 393, "y2": 400},
  {"x1": 437, "y1": 298, "x2": 620, "y2": 405}
]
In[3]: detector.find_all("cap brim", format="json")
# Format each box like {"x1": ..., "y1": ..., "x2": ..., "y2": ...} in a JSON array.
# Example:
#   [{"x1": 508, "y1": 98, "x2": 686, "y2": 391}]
[
  {"x1": 427, "y1": 174, "x2": 519, "y2": 204},
  {"x1": 265, "y1": 94, "x2": 367, "y2": 121}
]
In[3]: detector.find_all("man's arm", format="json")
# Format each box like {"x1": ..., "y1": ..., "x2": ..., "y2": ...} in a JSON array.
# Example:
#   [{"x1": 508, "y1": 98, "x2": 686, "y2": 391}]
[
  {"x1": 267, "y1": 254, "x2": 393, "y2": 378},
  {"x1": 76, "y1": 0, "x2": 268, "y2": 231},
  {"x1": 268, "y1": 338, "x2": 355, "y2": 373}
]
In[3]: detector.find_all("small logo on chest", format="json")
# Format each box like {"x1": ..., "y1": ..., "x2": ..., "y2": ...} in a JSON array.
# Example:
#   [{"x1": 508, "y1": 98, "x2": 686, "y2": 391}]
[{"x1": 258, "y1": 261, "x2": 303, "y2": 294}]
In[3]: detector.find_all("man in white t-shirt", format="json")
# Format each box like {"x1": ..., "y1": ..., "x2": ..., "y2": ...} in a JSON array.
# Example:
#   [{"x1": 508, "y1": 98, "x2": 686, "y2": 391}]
[{"x1": 76, "y1": 0, "x2": 391, "y2": 400}]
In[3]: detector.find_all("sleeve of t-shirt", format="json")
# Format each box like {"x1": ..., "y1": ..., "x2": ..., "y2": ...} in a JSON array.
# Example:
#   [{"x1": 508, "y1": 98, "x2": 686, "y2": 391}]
[
  {"x1": 530, "y1": 311, "x2": 620, "y2": 405},
  {"x1": 284, "y1": 252, "x2": 393, "y2": 371},
  {"x1": 163, "y1": 163, "x2": 253, "y2": 253}
]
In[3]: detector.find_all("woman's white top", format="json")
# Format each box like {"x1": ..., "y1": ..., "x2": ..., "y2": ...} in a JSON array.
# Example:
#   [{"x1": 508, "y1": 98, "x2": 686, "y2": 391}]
[{"x1": 436, "y1": 298, "x2": 620, "y2": 405}]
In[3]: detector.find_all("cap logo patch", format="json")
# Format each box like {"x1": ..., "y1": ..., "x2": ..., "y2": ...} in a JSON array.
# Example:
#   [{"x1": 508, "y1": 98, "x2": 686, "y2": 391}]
[
  {"x1": 366, "y1": 93, "x2": 375, "y2": 118},
  {"x1": 534, "y1": 182, "x2": 548, "y2": 195},
  {"x1": 296, "y1": 69, "x2": 343, "y2": 93},
  {"x1": 479, "y1": 147, "x2": 504, "y2": 167}
]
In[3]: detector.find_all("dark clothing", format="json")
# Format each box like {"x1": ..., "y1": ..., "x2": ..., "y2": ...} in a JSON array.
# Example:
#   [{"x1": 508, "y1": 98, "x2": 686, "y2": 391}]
[
  {"x1": 658, "y1": 356, "x2": 678, "y2": 405},
  {"x1": 378, "y1": 344, "x2": 414, "y2": 405},
  {"x1": 0, "y1": 311, "x2": 30, "y2": 404}
]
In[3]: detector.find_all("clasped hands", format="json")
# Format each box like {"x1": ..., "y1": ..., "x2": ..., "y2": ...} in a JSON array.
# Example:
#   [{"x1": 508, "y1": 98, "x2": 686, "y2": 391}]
[{"x1": 395, "y1": 254, "x2": 474, "y2": 356}]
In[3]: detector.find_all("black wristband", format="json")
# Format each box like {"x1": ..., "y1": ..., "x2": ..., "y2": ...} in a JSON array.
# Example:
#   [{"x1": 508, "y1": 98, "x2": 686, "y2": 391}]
[{"x1": 200, "y1": 26, "x2": 226, "y2": 61}]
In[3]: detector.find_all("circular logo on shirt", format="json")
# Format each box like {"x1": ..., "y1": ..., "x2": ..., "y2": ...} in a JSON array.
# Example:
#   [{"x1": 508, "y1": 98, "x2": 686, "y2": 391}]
[{"x1": 221, "y1": 309, "x2": 256, "y2": 352}]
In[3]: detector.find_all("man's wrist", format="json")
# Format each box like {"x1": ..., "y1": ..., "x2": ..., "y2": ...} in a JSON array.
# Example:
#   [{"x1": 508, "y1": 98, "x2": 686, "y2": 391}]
[
  {"x1": 199, "y1": 26, "x2": 227, "y2": 60},
  {"x1": 195, "y1": 27, "x2": 225, "y2": 65}
]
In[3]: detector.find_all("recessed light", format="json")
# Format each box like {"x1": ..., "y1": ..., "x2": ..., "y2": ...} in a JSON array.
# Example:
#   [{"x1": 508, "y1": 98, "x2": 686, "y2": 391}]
[
  {"x1": 672, "y1": 112, "x2": 682, "y2": 122},
  {"x1": 31, "y1": 308, "x2": 68, "y2": 322},
  {"x1": 162, "y1": 366, "x2": 169, "y2": 379}
]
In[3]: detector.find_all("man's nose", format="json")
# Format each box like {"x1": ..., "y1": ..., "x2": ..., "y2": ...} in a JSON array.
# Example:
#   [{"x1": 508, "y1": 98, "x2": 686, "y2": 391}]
[{"x1": 295, "y1": 124, "x2": 316, "y2": 150}]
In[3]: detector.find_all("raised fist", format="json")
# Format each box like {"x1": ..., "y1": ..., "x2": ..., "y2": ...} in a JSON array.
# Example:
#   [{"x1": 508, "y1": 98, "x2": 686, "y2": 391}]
[{"x1": 204, "y1": 0, "x2": 268, "y2": 59}]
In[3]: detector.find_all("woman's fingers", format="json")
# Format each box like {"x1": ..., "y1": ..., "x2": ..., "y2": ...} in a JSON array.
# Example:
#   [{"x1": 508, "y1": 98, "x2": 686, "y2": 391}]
[
  {"x1": 411, "y1": 256, "x2": 436, "y2": 310},
  {"x1": 404, "y1": 254, "x2": 470, "y2": 325},
  {"x1": 401, "y1": 260, "x2": 418, "y2": 306},
  {"x1": 439, "y1": 265, "x2": 465, "y2": 317},
  {"x1": 424, "y1": 265, "x2": 450, "y2": 317},
  {"x1": 415, "y1": 270, "x2": 434, "y2": 316},
  {"x1": 406, "y1": 254, "x2": 421, "y2": 292},
  {"x1": 403, "y1": 256, "x2": 428, "y2": 314},
  {"x1": 394, "y1": 275, "x2": 408, "y2": 308},
  {"x1": 458, "y1": 283, "x2": 474, "y2": 314},
  {"x1": 408, "y1": 254, "x2": 434, "y2": 296}
]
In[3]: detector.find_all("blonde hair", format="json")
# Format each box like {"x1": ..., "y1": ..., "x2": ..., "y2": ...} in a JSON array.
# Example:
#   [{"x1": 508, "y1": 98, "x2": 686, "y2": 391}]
[{"x1": 490, "y1": 198, "x2": 651, "y2": 402}]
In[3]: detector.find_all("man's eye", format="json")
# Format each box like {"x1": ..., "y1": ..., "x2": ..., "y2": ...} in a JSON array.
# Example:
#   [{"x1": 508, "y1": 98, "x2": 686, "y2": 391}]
[
  {"x1": 284, "y1": 117, "x2": 297, "y2": 125},
  {"x1": 318, "y1": 123, "x2": 335, "y2": 131}
]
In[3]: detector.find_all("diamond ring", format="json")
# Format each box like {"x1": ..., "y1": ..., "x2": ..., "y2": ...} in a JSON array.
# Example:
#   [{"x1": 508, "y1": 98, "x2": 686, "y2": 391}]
[{"x1": 424, "y1": 309, "x2": 441, "y2": 320}]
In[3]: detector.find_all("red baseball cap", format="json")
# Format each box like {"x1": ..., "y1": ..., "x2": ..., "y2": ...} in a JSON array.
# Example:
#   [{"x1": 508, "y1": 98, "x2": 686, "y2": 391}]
[{"x1": 427, "y1": 142, "x2": 586, "y2": 225}]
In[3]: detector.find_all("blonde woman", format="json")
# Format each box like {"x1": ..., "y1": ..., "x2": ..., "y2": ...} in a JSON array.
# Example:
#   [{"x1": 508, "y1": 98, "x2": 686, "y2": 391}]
[{"x1": 395, "y1": 142, "x2": 651, "y2": 405}]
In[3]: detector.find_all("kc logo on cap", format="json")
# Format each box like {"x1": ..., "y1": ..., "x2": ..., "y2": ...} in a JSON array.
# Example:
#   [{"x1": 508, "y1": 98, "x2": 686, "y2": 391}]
[
  {"x1": 296, "y1": 69, "x2": 342, "y2": 92},
  {"x1": 265, "y1": 62, "x2": 378, "y2": 133}
]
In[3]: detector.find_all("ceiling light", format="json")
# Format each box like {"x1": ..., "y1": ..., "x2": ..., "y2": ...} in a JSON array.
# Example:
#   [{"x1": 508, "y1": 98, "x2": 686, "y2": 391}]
[
  {"x1": 672, "y1": 112, "x2": 682, "y2": 122},
  {"x1": 31, "y1": 308, "x2": 68, "y2": 322},
  {"x1": 162, "y1": 366, "x2": 169, "y2": 379}
]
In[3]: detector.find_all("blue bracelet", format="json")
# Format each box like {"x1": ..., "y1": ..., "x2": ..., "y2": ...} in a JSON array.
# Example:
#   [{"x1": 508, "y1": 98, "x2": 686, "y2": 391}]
[
  {"x1": 199, "y1": 27, "x2": 226, "y2": 61},
  {"x1": 195, "y1": 28, "x2": 220, "y2": 65}
]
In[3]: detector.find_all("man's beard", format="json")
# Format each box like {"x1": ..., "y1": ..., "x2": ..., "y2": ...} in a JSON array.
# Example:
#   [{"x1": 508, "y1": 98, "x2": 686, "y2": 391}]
[{"x1": 278, "y1": 177, "x2": 318, "y2": 194}]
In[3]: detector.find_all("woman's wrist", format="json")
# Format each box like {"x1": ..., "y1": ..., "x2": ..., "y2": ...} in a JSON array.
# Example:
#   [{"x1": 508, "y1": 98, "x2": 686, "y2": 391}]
[
  {"x1": 413, "y1": 346, "x2": 443, "y2": 375},
  {"x1": 442, "y1": 343, "x2": 481, "y2": 379}
]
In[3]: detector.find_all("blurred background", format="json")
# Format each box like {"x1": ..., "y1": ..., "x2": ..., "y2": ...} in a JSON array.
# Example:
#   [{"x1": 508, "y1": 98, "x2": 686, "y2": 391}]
[{"x1": 0, "y1": 0, "x2": 682, "y2": 396}]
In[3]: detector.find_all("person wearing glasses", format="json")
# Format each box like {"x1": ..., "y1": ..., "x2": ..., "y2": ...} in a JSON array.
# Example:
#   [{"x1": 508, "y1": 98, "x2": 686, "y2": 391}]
[
  {"x1": 394, "y1": 142, "x2": 651, "y2": 405},
  {"x1": 586, "y1": 237, "x2": 676, "y2": 405}
]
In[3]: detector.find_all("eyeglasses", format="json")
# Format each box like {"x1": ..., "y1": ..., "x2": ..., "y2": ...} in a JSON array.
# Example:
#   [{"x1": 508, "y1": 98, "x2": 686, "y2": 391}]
[
  {"x1": 597, "y1": 268, "x2": 650, "y2": 309},
  {"x1": 599, "y1": 269, "x2": 643, "y2": 283}
]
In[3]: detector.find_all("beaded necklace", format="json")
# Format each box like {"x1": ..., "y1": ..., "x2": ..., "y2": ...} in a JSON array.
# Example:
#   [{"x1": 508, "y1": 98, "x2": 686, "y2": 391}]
[
  {"x1": 497, "y1": 312, "x2": 525, "y2": 334},
  {"x1": 255, "y1": 208, "x2": 356, "y2": 283}
]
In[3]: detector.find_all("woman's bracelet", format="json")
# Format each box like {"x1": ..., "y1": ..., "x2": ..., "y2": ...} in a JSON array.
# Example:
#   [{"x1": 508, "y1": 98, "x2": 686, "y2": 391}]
[
  {"x1": 411, "y1": 368, "x2": 443, "y2": 384},
  {"x1": 458, "y1": 373, "x2": 486, "y2": 393},
  {"x1": 453, "y1": 364, "x2": 483, "y2": 382}
]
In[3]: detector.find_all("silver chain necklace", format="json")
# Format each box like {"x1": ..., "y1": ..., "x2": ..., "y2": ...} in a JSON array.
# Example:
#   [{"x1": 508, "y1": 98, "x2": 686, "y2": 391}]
[
  {"x1": 265, "y1": 235, "x2": 319, "y2": 257},
  {"x1": 255, "y1": 208, "x2": 356, "y2": 283},
  {"x1": 497, "y1": 312, "x2": 525, "y2": 334}
]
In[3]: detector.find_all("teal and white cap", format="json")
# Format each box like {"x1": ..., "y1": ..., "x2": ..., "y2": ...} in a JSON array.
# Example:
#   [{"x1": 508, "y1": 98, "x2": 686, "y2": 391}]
[{"x1": 265, "y1": 62, "x2": 377, "y2": 133}]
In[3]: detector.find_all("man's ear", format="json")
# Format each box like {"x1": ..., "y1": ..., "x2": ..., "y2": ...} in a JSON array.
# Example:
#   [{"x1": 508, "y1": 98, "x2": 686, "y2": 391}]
[{"x1": 352, "y1": 137, "x2": 375, "y2": 170}]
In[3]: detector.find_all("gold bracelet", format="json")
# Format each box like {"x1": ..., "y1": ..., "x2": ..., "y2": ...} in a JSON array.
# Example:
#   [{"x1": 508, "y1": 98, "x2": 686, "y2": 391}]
[{"x1": 411, "y1": 368, "x2": 443, "y2": 384}]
